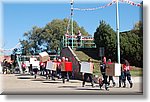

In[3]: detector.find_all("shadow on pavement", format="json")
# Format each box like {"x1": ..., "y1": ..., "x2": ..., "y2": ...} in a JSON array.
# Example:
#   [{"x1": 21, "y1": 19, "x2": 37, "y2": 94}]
[
  {"x1": 17, "y1": 77, "x2": 33, "y2": 79},
  {"x1": 58, "y1": 86, "x2": 78, "y2": 88},
  {"x1": 15, "y1": 74, "x2": 31, "y2": 76},
  {"x1": 75, "y1": 88, "x2": 104, "y2": 91},
  {"x1": 31, "y1": 79, "x2": 45, "y2": 81},
  {"x1": 42, "y1": 81, "x2": 62, "y2": 84},
  {"x1": 69, "y1": 81, "x2": 81, "y2": 83}
]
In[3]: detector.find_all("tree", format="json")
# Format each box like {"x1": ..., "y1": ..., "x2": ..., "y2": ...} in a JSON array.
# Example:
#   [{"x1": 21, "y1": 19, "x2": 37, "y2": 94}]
[
  {"x1": 20, "y1": 18, "x2": 89, "y2": 55},
  {"x1": 120, "y1": 31, "x2": 142, "y2": 67},
  {"x1": 94, "y1": 20, "x2": 116, "y2": 60},
  {"x1": 20, "y1": 26, "x2": 43, "y2": 55},
  {"x1": 94, "y1": 20, "x2": 143, "y2": 67},
  {"x1": 120, "y1": 21, "x2": 143, "y2": 67}
]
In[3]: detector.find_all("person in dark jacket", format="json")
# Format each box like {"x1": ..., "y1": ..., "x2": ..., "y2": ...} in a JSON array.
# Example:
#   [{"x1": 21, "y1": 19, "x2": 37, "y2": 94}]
[{"x1": 100, "y1": 57, "x2": 109, "y2": 90}]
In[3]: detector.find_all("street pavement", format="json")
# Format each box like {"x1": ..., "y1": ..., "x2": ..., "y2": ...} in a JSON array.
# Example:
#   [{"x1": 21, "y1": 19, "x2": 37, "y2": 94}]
[{"x1": 0, "y1": 74, "x2": 143, "y2": 95}]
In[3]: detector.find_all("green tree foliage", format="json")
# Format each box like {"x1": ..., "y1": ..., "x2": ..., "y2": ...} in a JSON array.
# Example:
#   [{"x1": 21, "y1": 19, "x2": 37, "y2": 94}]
[
  {"x1": 20, "y1": 18, "x2": 88, "y2": 55},
  {"x1": 94, "y1": 20, "x2": 117, "y2": 61},
  {"x1": 120, "y1": 31, "x2": 142, "y2": 67},
  {"x1": 20, "y1": 26, "x2": 43, "y2": 55},
  {"x1": 120, "y1": 21, "x2": 143, "y2": 67},
  {"x1": 94, "y1": 20, "x2": 143, "y2": 67}
]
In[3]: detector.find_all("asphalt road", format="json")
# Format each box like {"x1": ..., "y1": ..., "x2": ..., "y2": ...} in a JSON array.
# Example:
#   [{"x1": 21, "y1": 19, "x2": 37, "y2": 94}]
[{"x1": 0, "y1": 74, "x2": 143, "y2": 95}]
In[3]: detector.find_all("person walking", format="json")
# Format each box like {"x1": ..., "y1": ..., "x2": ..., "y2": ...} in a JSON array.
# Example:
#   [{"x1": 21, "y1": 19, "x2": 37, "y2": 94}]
[
  {"x1": 51, "y1": 58, "x2": 57, "y2": 81},
  {"x1": 100, "y1": 57, "x2": 109, "y2": 90},
  {"x1": 122, "y1": 60, "x2": 133, "y2": 88},
  {"x1": 39, "y1": 61, "x2": 45, "y2": 76},
  {"x1": 21, "y1": 62, "x2": 26, "y2": 74},
  {"x1": 82, "y1": 58, "x2": 94, "y2": 87},
  {"x1": 56, "y1": 58, "x2": 62, "y2": 79},
  {"x1": 61, "y1": 57, "x2": 67, "y2": 83},
  {"x1": 107, "y1": 59, "x2": 116, "y2": 87}
]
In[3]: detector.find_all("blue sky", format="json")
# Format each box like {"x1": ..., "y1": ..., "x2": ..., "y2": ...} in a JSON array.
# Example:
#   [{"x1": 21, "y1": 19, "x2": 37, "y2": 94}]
[{"x1": 1, "y1": 0, "x2": 142, "y2": 52}]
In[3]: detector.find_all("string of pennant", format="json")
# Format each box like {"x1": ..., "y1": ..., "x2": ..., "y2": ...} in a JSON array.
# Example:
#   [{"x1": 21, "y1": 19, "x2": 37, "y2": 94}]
[
  {"x1": 73, "y1": 0, "x2": 141, "y2": 11},
  {"x1": 119, "y1": 0, "x2": 141, "y2": 7},
  {"x1": 0, "y1": 43, "x2": 21, "y2": 52},
  {"x1": 74, "y1": 0, "x2": 116, "y2": 11}
]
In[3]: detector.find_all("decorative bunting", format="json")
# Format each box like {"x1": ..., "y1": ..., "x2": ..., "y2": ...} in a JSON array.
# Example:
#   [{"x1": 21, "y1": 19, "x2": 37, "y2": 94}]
[
  {"x1": 74, "y1": 0, "x2": 116, "y2": 11},
  {"x1": 119, "y1": 0, "x2": 142, "y2": 7},
  {"x1": 73, "y1": 0, "x2": 141, "y2": 11}
]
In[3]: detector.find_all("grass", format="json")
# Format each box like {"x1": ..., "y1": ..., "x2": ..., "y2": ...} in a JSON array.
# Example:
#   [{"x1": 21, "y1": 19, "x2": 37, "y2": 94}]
[
  {"x1": 130, "y1": 67, "x2": 143, "y2": 76},
  {"x1": 74, "y1": 49, "x2": 143, "y2": 77}
]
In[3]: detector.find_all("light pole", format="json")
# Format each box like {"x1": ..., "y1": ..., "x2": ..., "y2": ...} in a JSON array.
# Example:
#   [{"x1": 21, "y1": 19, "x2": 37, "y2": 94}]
[
  {"x1": 116, "y1": 0, "x2": 120, "y2": 64},
  {"x1": 70, "y1": 0, "x2": 74, "y2": 49}
]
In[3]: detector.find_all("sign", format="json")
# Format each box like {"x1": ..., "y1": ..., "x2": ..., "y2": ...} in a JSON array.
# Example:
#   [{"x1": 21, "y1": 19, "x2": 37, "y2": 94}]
[
  {"x1": 99, "y1": 47, "x2": 104, "y2": 57},
  {"x1": 106, "y1": 63, "x2": 121, "y2": 76},
  {"x1": 65, "y1": 62, "x2": 72, "y2": 71},
  {"x1": 61, "y1": 62, "x2": 65, "y2": 71},
  {"x1": 30, "y1": 58, "x2": 37, "y2": 64},
  {"x1": 24, "y1": 61, "x2": 30, "y2": 67},
  {"x1": 80, "y1": 62, "x2": 93, "y2": 74},
  {"x1": 46, "y1": 61, "x2": 57, "y2": 71},
  {"x1": 32, "y1": 61, "x2": 40, "y2": 70},
  {"x1": 39, "y1": 52, "x2": 49, "y2": 62}
]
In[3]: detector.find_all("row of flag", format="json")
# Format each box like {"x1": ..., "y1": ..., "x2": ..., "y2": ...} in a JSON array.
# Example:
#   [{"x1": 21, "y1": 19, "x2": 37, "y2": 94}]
[
  {"x1": 73, "y1": 0, "x2": 141, "y2": 11},
  {"x1": 74, "y1": 0, "x2": 116, "y2": 11},
  {"x1": 119, "y1": 0, "x2": 142, "y2": 7}
]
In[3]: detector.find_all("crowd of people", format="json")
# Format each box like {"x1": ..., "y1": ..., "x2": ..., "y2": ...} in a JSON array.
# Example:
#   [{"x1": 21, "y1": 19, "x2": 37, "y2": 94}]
[
  {"x1": 1, "y1": 55, "x2": 133, "y2": 91},
  {"x1": 81, "y1": 57, "x2": 133, "y2": 91},
  {"x1": 26, "y1": 57, "x2": 72, "y2": 83}
]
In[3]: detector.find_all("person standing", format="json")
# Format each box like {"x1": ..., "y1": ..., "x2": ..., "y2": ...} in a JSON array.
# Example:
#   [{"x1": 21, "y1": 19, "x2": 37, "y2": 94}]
[
  {"x1": 82, "y1": 58, "x2": 94, "y2": 87},
  {"x1": 77, "y1": 30, "x2": 82, "y2": 47},
  {"x1": 122, "y1": 60, "x2": 133, "y2": 88}
]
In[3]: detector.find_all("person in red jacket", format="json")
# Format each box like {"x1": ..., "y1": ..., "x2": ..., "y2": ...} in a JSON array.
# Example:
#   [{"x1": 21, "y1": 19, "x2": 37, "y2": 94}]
[
  {"x1": 21, "y1": 62, "x2": 26, "y2": 74},
  {"x1": 39, "y1": 61, "x2": 45, "y2": 76},
  {"x1": 122, "y1": 60, "x2": 133, "y2": 88}
]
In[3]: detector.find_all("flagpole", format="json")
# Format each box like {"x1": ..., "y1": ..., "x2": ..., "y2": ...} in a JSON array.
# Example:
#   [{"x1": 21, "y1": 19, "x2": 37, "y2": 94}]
[
  {"x1": 71, "y1": 0, "x2": 74, "y2": 49},
  {"x1": 116, "y1": 0, "x2": 120, "y2": 64}
]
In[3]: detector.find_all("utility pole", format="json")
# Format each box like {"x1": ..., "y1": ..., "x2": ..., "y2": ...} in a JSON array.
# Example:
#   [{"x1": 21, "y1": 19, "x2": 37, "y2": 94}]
[{"x1": 116, "y1": 0, "x2": 120, "y2": 64}]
